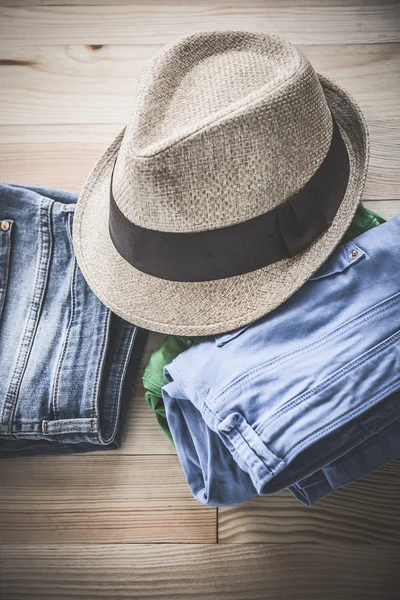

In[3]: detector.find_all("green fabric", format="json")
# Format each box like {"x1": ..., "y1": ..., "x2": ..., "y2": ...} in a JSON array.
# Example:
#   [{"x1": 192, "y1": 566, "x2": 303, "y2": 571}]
[
  {"x1": 143, "y1": 203, "x2": 386, "y2": 445},
  {"x1": 143, "y1": 336, "x2": 201, "y2": 445},
  {"x1": 341, "y1": 203, "x2": 385, "y2": 243}
]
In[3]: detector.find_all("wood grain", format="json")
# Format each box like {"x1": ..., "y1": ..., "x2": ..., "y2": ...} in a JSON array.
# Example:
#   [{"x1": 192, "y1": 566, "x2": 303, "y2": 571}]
[
  {"x1": 112, "y1": 331, "x2": 176, "y2": 456},
  {"x1": 363, "y1": 200, "x2": 400, "y2": 219},
  {"x1": 0, "y1": 2, "x2": 399, "y2": 46},
  {"x1": 2, "y1": 543, "x2": 399, "y2": 600},
  {"x1": 0, "y1": 454, "x2": 215, "y2": 543},
  {"x1": 0, "y1": 0, "x2": 398, "y2": 7},
  {"x1": 0, "y1": 122, "x2": 399, "y2": 201},
  {"x1": 218, "y1": 459, "x2": 400, "y2": 544},
  {"x1": 1, "y1": 3, "x2": 400, "y2": 599},
  {"x1": 0, "y1": 43, "x2": 399, "y2": 125},
  {"x1": 112, "y1": 389, "x2": 175, "y2": 455},
  {"x1": 0, "y1": 124, "x2": 122, "y2": 191}
]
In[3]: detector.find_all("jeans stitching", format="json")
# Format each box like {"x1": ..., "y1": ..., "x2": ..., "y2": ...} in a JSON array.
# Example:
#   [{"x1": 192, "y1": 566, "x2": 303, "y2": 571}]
[
  {"x1": 256, "y1": 327, "x2": 400, "y2": 436},
  {"x1": 100, "y1": 323, "x2": 137, "y2": 445},
  {"x1": 0, "y1": 221, "x2": 13, "y2": 322},
  {"x1": 286, "y1": 377, "x2": 400, "y2": 462},
  {"x1": 324, "y1": 410, "x2": 400, "y2": 475},
  {"x1": 207, "y1": 291, "x2": 400, "y2": 409},
  {"x1": 51, "y1": 261, "x2": 78, "y2": 438},
  {"x1": 90, "y1": 309, "x2": 111, "y2": 438},
  {"x1": 202, "y1": 400, "x2": 276, "y2": 481},
  {"x1": 278, "y1": 408, "x2": 400, "y2": 494},
  {"x1": 1, "y1": 199, "x2": 52, "y2": 434},
  {"x1": 51, "y1": 213, "x2": 77, "y2": 434}
]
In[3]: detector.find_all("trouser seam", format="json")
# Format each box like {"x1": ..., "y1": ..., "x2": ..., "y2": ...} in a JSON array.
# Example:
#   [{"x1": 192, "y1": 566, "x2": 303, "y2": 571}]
[
  {"x1": 286, "y1": 377, "x2": 400, "y2": 463},
  {"x1": 257, "y1": 327, "x2": 400, "y2": 436},
  {"x1": 100, "y1": 322, "x2": 136, "y2": 445},
  {"x1": 208, "y1": 291, "x2": 400, "y2": 410}
]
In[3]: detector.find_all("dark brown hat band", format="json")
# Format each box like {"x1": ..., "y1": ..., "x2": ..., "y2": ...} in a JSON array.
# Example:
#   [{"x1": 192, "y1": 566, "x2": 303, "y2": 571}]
[{"x1": 109, "y1": 119, "x2": 349, "y2": 282}]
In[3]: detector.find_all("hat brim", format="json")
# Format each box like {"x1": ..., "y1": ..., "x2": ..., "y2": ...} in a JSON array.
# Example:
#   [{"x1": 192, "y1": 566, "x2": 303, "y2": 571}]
[{"x1": 73, "y1": 75, "x2": 369, "y2": 336}]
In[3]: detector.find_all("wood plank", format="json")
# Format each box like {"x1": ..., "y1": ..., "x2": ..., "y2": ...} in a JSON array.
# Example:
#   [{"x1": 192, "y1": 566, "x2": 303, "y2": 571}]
[
  {"x1": 364, "y1": 200, "x2": 400, "y2": 219},
  {"x1": 0, "y1": 124, "x2": 122, "y2": 191},
  {"x1": 0, "y1": 0, "x2": 396, "y2": 7},
  {"x1": 114, "y1": 331, "x2": 176, "y2": 456},
  {"x1": 218, "y1": 459, "x2": 400, "y2": 544},
  {"x1": 2, "y1": 543, "x2": 399, "y2": 599},
  {"x1": 115, "y1": 388, "x2": 176, "y2": 455},
  {"x1": 0, "y1": 2, "x2": 399, "y2": 46},
  {"x1": 0, "y1": 454, "x2": 215, "y2": 543},
  {"x1": 0, "y1": 43, "x2": 399, "y2": 125},
  {"x1": 1, "y1": 122, "x2": 399, "y2": 201}
]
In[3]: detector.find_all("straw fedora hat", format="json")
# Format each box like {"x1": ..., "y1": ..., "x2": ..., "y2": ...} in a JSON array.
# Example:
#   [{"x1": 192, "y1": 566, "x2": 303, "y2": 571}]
[{"x1": 73, "y1": 30, "x2": 369, "y2": 336}]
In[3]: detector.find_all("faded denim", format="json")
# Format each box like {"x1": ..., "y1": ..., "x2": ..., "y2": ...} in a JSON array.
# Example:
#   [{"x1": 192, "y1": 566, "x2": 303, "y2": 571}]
[{"x1": 0, "y1": 183, "x2": 145, "y2": 457}]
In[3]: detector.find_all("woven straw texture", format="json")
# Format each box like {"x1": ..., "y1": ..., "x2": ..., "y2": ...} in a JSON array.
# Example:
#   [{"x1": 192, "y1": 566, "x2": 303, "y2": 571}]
[
  {"x1": 73, "y1": 31, "x2": 369, "y2": 336},
  {"x1": 113, "y1": 31, "x2": 333, "y2": 232}
]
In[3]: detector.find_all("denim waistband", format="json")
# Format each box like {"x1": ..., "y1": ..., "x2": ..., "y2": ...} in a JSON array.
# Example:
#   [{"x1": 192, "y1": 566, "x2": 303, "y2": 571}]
[{"x1": 0, "y1": 183, "x2": 143, "y2": 452}]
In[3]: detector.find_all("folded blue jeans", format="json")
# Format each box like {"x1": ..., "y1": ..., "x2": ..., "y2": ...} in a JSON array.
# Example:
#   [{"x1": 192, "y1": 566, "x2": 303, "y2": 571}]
[
  {"x1": 0, "y1": 183, "x2": 145, "y2": 457},
  {"x1": 163, "y1": 216, "x2": 400, "y2": 505},
  {"x1": 289, "y1": 392, "x2": 400, "y2": 505}
]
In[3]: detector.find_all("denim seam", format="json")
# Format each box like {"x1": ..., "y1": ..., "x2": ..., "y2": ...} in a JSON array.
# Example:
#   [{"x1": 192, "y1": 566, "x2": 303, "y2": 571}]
[
  {"x1": 73, "y1": 208, "x2": 110, "y2": 441},
  {"x1": 201, "y1": 402, "x2": 277, "y2": 481},
  {"x1": 229, "y1": 423, "x2": 269, "y2": 475},
  {"x1": 1, "y1": 418, "x2": 100, "y2": 436},
  {"x1": 324, "y1": 413, "x2": 400, "y2": 475},
  {"x1": 285, "y1": 377, "x2": 400, "y2": 463},
  {"x1": 201, "y1": 340, "x2": 400, "y2": 493},
  {"x1": 256, "y1": 327, "x2": 400, "y2": 435},
  {"x1": 296, "y1": 419, "x2": 400, "y2": 494},
  {"x1": 298, "y1": 475, "x2": 327, "y2": 488},
  {"x1": 201, "y1": 403, "x2": 245, "y2": 469},
  {"x1": 69, "y1": 210, "x2": 107, "y2": 438},
  {"x1": 51, "y1": 222, "x2": 78, "y2": 436},
  {"x1": 0, "y1": 430, "x2": 94, "y2": 437},
  {"x1": 43, "y1": 419, "x2": 96, "y2": 434},
  {"x1": 103, "y1": 331, "x2": 128, "y2": 443},
  {"x1": 207, "y1": 291, "x2": 400, "y2": 409},
  {"x1": 169, "y1": 357, "x2": 201, "y2": 404},
  {"x1": 7, "y1": 419, "x2": 95, "y2": 427},
  {"x1": 1, "y1": 198, "x2": 52, "y2": 435},
  {"x1": 91, "y1": 309, "x2": 112, "y2": 441},
  {"x1": 0, "y1": 220, "x2": 13, "y2": 322},
  {"x1": 289, "y1": 409, "x2": 400, "y2": 493},
  {"x1": 100, "y1": 324, "x2": 137, "y2": 445},
  {"x1": 308, "y1": 242, "x2": 363, "y2": 281}
]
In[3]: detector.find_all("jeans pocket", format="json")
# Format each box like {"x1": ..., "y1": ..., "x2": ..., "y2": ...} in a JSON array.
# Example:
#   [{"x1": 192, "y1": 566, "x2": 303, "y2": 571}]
[
  {"x1": 309, "y1": 241, "x2": 364, "y2": 281},
  {"x1": 0, "y1": 219, "x2": 13, "y2": 322}
]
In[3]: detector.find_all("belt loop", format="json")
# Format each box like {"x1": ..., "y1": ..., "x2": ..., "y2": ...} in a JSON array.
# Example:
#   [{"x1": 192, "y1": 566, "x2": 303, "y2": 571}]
[{"x1": 218, "y1": 412, "x2": 285, "y2": 493}]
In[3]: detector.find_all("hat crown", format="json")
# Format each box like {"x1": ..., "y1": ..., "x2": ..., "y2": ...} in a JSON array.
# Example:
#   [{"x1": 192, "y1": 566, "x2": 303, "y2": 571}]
[{"x1": 113, "y1": 30, "x2": 333, "y2": 233}]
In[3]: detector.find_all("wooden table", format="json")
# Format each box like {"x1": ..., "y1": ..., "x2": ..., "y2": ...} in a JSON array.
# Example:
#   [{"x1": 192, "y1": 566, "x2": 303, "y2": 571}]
[{"x1": 1, "y1": 2, "x2": 400, "y2": 598}]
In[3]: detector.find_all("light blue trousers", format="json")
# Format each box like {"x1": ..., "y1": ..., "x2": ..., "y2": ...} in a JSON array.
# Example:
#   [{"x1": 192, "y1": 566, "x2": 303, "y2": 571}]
[{"x1": 163, "y1": 216, "x2": 400, "y2": 506}]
